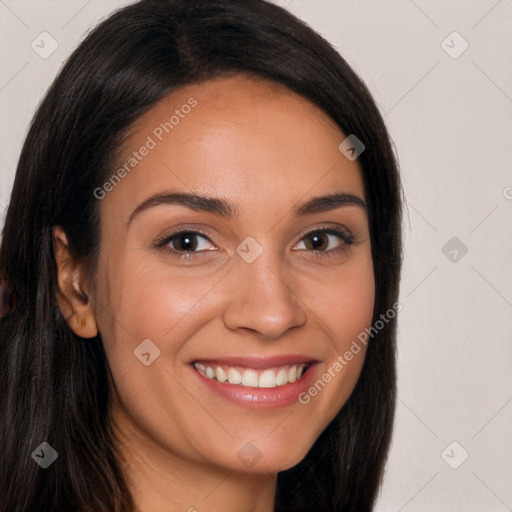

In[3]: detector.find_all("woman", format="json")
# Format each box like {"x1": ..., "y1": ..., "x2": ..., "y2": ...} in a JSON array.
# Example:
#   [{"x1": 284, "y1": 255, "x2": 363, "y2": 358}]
[{"x1": 0, "y1": 0, "x2": 403, "y2": 510}]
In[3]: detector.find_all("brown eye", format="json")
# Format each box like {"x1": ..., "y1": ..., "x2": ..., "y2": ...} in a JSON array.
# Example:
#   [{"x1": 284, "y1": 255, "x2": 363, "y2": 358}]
[
  {"x1": 298, "y1": 228, "x2": 353, "y2": 253},
  {"x1": 154, "y1": 229, "x2": 216, "y2": 259},
  {"x1": 304, "y1": 232, "x2": 329, "y2": 251},
  {"x1": 171, "y1": 232, "x2": 200, "y2": 252}
]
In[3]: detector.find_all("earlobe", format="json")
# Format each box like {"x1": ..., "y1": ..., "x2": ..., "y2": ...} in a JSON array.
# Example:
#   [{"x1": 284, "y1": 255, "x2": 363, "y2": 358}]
[{"x1": 52, "y1": 226, "x2": 98, "y2": 339}]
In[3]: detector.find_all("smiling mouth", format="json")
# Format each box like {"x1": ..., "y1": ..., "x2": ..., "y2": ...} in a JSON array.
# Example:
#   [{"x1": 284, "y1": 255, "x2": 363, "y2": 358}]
[{"x1": 193, "y1": 361, "x2": 313, "y2": 389}]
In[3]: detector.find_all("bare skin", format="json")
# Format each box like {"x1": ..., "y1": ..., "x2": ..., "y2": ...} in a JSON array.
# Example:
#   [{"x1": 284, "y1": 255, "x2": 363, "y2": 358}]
[{"x1": 53, "y1": 74, "x2": 375, "y2": 512}]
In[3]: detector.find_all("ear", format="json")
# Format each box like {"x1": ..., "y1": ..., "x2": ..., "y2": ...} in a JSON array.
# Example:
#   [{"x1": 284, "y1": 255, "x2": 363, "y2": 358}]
[{"x1": 52, "y1": 226, "x2": 98, "y2": 338}]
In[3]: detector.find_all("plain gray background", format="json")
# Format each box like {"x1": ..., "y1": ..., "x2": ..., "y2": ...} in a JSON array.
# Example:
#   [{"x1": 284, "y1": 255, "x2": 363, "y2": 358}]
[{"x1": 1, "y1": 1, "x2": 511, "y2": 510}]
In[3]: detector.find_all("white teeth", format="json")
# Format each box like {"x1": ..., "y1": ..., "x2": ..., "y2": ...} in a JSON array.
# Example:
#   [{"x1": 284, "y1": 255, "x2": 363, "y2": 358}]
[
  {"x1": 227, "y1": 368, "x2": 242, "y2": 385},
  {"x1": 216, "y1": 366, "x2": 227, "y2": 383},
  {"x1": 276, "y1": 369, "x2": 288, "y2": 386},
  {"x1": 241, "y1": 369, "x2": 259, "y2": 387},
  {"x1": 259, "y1": 369, "x2": 276, "y2": 388},
  {"x1": 194, "y1": 362, "x2": 309, "y2": 388}
]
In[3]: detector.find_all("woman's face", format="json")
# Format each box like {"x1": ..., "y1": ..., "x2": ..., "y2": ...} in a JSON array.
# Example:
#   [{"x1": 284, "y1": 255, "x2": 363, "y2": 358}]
[{"x1": 90, "y1": 74, "x2": 374, "y2": 473}]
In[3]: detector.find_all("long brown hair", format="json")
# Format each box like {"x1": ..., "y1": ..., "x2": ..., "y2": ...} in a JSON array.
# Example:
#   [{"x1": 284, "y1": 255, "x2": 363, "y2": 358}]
[{"x1": 0, "y1": 1, "x2": 403, "y2": 510}]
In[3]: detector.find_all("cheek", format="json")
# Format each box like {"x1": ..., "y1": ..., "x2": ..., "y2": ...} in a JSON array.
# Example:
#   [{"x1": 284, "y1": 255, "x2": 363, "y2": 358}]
[
  {"x1": 300, "y1": 252, "x2": 374, "y2": 419},
  {"x1": 337, "y1": 266, "x2": 375, "y2": 342},
  {"x1": 94, "y1": 254, "x2": 220, "y2": 372},
  {"x1": 316, "y1": 252, "x2": 375, "y2": 345}
]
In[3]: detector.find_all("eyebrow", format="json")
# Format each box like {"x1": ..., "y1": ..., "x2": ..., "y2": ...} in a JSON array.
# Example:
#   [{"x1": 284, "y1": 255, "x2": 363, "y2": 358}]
[{"x1": 127, "y1": 190, "x2": 367, "y2": 226}]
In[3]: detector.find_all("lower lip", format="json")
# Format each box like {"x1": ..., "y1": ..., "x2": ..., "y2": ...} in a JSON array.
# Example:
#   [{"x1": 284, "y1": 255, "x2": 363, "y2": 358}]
[{"x1": 190, "y1": 363, "x2": 320, "y2": 409}]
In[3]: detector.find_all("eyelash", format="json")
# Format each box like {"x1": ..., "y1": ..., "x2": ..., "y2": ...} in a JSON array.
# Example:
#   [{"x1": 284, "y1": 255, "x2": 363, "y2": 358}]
[{"x1": 153, "y1": 225, "x2": 354, "y2": 261}]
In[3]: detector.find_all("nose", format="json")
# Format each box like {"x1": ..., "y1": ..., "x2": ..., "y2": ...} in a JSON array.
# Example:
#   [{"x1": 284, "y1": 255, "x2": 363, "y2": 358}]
[{"x1": 222, "y1": 253, "x2": 307, "y2": 340}]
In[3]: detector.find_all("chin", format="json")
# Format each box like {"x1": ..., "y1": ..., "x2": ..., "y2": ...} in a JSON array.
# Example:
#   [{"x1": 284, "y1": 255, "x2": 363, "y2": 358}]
[{"x1": 216, "y1": 439, "x2": 315, "y2": 475}]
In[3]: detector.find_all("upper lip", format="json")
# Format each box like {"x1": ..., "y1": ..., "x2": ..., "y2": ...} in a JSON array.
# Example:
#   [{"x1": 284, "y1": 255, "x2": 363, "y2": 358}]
[{"x1": 191, "y1": 355, "x2": 319, "y2": 369}]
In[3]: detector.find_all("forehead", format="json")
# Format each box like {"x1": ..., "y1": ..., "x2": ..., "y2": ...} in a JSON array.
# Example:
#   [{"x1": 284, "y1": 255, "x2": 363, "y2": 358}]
[{"x1": 100, "y1": 74, "x2": 365, "y2": 223}]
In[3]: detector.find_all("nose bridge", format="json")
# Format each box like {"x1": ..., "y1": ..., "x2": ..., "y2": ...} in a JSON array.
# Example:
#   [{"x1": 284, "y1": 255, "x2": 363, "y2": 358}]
[{"x1": 221, "y1": 240, "x2": 306, "y2": 339}]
